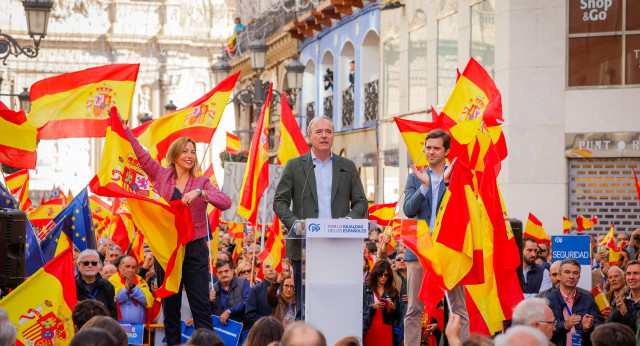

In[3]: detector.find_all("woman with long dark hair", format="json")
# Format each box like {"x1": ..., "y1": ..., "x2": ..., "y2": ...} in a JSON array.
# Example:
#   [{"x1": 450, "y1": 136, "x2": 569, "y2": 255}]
[
  {"x1": 363, "y1": 260, "x2": 401, "y2": 346},
  {"x1": 115, "y1": 107, "x2": 232, "y2": 346},
  {"x1": 267, "y1": 273, "x2": 296, "y2": 328}
]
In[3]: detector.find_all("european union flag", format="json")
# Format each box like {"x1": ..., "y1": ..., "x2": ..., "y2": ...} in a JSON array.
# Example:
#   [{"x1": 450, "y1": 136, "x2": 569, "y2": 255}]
[
  {"x1": 25, "y1": 219, "x2": 45, "y2": 276},
  {"x1": 0, "y1": 182, "x2": 19, "y2": 209},
  {"x1": 40, "y1": 214, "x2": 73, "y2": 262},
  {"x1": 50, "y1": 188, "x2": 96, "y2": 251}
]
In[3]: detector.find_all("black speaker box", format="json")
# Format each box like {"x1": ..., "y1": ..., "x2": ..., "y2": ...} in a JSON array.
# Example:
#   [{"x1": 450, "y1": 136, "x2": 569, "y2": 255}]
[{"x1": 0, "y1": 208, "x2": 26, "y2": 290}]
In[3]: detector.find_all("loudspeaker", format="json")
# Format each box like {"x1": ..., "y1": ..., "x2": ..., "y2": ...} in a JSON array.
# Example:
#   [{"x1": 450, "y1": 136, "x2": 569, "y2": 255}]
[
  {"x1": 509, "y1": 218, "x2": 524, "y2": 290},
  {"x1": 0, "y1": 208, "x2": 26, "y2": 290}
]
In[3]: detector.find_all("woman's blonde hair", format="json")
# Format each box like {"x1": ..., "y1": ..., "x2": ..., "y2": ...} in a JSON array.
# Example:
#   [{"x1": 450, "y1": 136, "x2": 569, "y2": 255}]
[
  {"x1": 164, "y1": 137, "x2": 198, "y2": 177},
  {"x1": 235, "y1": 261, "x2": 252, "y2": 276}
]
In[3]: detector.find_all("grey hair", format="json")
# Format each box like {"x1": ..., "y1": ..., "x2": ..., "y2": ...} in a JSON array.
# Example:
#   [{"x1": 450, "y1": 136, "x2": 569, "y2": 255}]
[
  {"x1": 0, "y1": 310, "x2": 17, "y2": 346},
  {"x1": 77, "y1": 249, "x2": 102, "y2": 266},
  {"x1": 609, "y1": 266, "x2": 625, "y2": 277},
  {"x1": 495, "y1": 325, "x2": 547, "y2": 346},
  {"x1": 108, "y1": 245, "x2": 123, "y2": 253},
  {"x1": 512, "y1": 297, "x2": 549, "y2": 327},
  {"x1": 306, "y1": 116, "x2": 334, "y2": 135}
]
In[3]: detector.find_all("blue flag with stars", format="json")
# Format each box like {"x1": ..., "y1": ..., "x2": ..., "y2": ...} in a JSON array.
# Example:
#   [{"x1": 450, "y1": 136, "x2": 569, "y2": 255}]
[
  {"x1": 25, "y1": 219, "x2": 45, "y2": 276},
  {"x1": 0, "y1": 182, "x2": 19, "y2": 208},
  {"x1": 50, "y1": 188, "x2": 96, "y2": 252},
  {"x1": 40, "y1": 214, "x2": 73, "y2": 262}
]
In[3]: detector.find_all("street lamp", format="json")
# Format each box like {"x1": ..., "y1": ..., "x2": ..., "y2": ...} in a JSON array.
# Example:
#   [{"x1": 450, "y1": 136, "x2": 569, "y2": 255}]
[
  {"x1": 248, "y1": 39, "x2": 268, "y2": 71},
  {"x1": 18, "y1": 88, "x2": 30, "y2": 112},
  {"x1": 211, "y1": 57, "x2": 231, "y2": 85},
  {"x1": 164, "y1": 100, "x2": 177, "y2": 114},
  {"x1": 0, "y1": 0, "x2": 54, "y2": 65},
  {"x1": 284, "y1": 56, "x2": 304, "y2": 106}
]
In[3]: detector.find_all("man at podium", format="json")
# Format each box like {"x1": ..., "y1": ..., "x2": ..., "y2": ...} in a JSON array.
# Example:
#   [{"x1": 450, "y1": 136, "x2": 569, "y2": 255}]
[{"x1": 273, "y1": 116, "x2": 368, "y2": 317}]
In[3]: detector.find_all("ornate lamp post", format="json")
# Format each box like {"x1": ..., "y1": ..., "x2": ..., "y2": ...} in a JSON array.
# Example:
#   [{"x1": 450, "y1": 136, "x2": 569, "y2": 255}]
[{"x1": 0, "y1": 0, "x2": 54, "y2": 65}]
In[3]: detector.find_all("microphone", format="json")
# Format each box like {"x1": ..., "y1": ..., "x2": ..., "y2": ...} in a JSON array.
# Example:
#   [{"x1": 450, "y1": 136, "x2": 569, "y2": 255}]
[
  {"x1": 340, "y1": 168, "x2": 369, "y2": 219},
  {"x1": 300, "y1": 164, "x2": 316, "y2": 220}
]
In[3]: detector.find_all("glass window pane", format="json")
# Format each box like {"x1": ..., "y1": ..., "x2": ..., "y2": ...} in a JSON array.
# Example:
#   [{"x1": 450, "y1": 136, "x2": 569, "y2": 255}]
[
  {"x1": 384, "y1": 38, "x2": 400, "y2": 116},
  {"x1": 437, "y1": 13, "x2": 458, "y2": 105},
  {"x1": 409, "y1": 26, "x2": 428, "y2": 111},
  {"x1": 626, "y1": 34, "x2": 640, "y2": 85},
  {"x1": 568, "y1": 36, "x2": 622, "y2": 86},
  {"x1": 470, "y1": 0, "x2": 495, "y2": 78},
  {"x1": 383, "y1": 166, "x2": 400, "y2": 204},
  {"x1": 628, "y1": 0, "x2": 640, "y2": 31},
  {"x1": 568, "y1": 0, "x2": 622, "y2": 34}
]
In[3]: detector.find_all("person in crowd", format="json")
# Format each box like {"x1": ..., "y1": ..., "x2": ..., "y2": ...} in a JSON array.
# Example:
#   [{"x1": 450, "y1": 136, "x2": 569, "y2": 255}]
[
  {"x1": 627, "y1": 229, "x2": 640, "y2": 260},
  {"x1": 365, "y1": 242, "x2": 378, "y2": 263},
  {"x1": 381, "y1": 246, "x2": 408, "y2": 346},
  {"x1": 544, "y1": 258, "x2": 602, "y2": 346},
  {"x1": 605, "y1": 260, "x2": 640, "y2": 334},
  {"x1": 273, "y1": 115, "x2": 367, "y2": 322},
  {"x1": 522, "y1": 237, "x2": 552, "y2": 298},
  {"x1": 101, "y1": 263, "x2": 117, "y2": 280},
  {"x1": 267, "y1": 273, "x2": 296, "y2": 328},
  {"x1": 186, "y1": 328, "x2": 224, "y2": 346},
  {"x1": 236, "y1": 261, "x2": 255, "y2": 285},
  {"x1": 69, "y1": 328, "x2": 117, "y2": 346},
  {"x1": 245, "y1": 262, "x2": 278, "y2": 331},
  {"x1": 538, "y1": 259, "x2": 563, "y2": 297},
  {"x1": 280, "y1": 321, "x2": 327, "y2": 346},
  {"x1": 618, "y1": 232, "x2": 630, "y2": 244},
  {"x1": 403, "y1": 129, "x2": 464, "y2": 343},
  {"x1": 592, "y1": 246, "x2": 611, "y2": 290},
  {"x1": 368, "y1": 229, "x2": 380, "y2": 245},
  {"x1": 145, "y1": 271, "x2": 158, "y2": 294},
  {"x1": 105, "y1": 245, "x2": 122, "y2": 265},
  {"x1": 538, "y1": 242, "x2": 551, "y2": 262},
  {"x1": 619, "y1": 248, "x2": 630, "y2": 270},
  {"x1": 80, "y1": 315, "x2": 128, "y2": 346},
  {"x1": 494, "y1": 325, "x2": 548, "y2": 346},
  {"x1": 221, "y1": 233, "x2": 231, "y2": 248},
  {"x1": 281, "y1": 261, "x2": 292, "y2": 278},
  {"x1": 116, "y1": 106, "x2": 232, "y2": 346},
  {"x1": 218, "y1": 251, "x2": 231, "y2": 263},
  {"x1": 245, "y1": 232, "x2": 255, "y2": 248},
  {"x1": 363, "y1": 260, "x2": 401, "y2": 345},
  {"x1": 210, "y1": 259, "x2": 250, "y2": 326},
  {"x1": 75, "y1": 249, "x2": 117, "y2": 319},
  {"x1": 71, "y1": 299, "x2": 110, "y2": 331},
  {"x1": 0, "y1": 308, "x2": 17, "y2": 346},
  {"x1": 96, "y1": 237, "x2": 110, "y2": 262},
  {"x1": 363, "y1": 255, "x2": 370, "y2": 282},
  {"x1": 334, "y1": 336, "x2": 360, "y2": 346},
  {"x1": 244, "y1": 316, "x2": 284, "y2": 346},
  {"x1": 511, "y1": 297, "x2": 556, "y2": 340},
  {"x1": 605, "y1": 266, "x2": 627, "y2": 307},
  {"x1": 590, "y1": 322, "x2": 636, "y2": 346},
  {"x1": 108, "y1": 255, "x2": 153, "y2": 324},
  {"x1": 233, "y1": 17, "x2": 244, "y2": 34},
  {"x1": 138, "y1": 249, "x2": 155, "y2": 279}
]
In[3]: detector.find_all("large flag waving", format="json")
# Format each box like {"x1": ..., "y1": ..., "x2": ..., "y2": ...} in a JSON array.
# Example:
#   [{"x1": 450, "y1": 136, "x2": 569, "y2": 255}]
[
  {"x1": 226, "y1": 132, "x2": 241, "y2": 154},
  {"x1": 277, "y1": 98, "x2": 309, "y2": 165},
  {"x1": 259, "y1": 215, "x2": 285, "y2": 273},
  {"x1": 576, "y1": 215, "x2": 598, "y2": 232},
  {"x1": 524, "y1": 212, "x2": 550, "y2": 245},
  {"x1": 237, "y1": 83, "x2": 272, "y2": 226},
  {"x1": 27, "y1": 197, "x2": 64, "y2": 227},
  {"x1": 0, "y1": 101, "x2": 37, "y2": 169},
  {"x1": 28, "y1": 64, "x2": 139, "y2": 139},
  {"x1": 132, "y1": 72, "x2": 239, "y2": 164},
  {"x1": 89, "y1": 108, "x2": 194, "y2": 298},
  {"x1": 368, "y1": 202, "x2": 398, "y2": 227},
  {"x1": 394, "y1": 117, "x2": 436, "y2": 168},
  {"x1": 48, "y1": 188, "x2": 96, "y2": 252},
  {"x1": 563, "y1": 217, "x2": 575, "y2": 234},
  {"x1": 39, "y1": 214, "x2": 73, "y2": 263},
  {"x1": 5, "y1": 169, "x2": 32, "y2": 211},
  {"x1": 0, "y1": 248, "x2": 76, "y2": 346}
]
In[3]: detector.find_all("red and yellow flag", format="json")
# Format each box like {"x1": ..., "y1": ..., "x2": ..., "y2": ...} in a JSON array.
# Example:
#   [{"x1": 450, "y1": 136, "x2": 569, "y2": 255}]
[
  {"x1": 277, "y1": 98, "x2": 309, "y2": 165},
  {"x1": 132, "y1": 72, "x2": 239, "y2": 164},
  {"x1": 226, "y1": 131, "x2": 241, "y2": 154},
  {"x1": 259, "y1": 215, "x2": 285, "y2": 273},
  {"x1": 89, "y1": 107, "x2": 194, "y2": 298},
  {"x1": 590, "y1": 285, "x2": 611, "y2": 313},
  {"x1": 203, "y1": 163, "x2": 220, "y2": 189},
  {"x1": 0, "y1": 248, "x2": 76, "y2": 345},
  {"x1": 601, "y1": 222, "x2": 616, "y2": 247},
  {"x1": 0, "y1": 101, "x2": 37, "y2": 169},
  {"x1": 368, "y1": 202, "x2": 397, "y2": 227},
  {"x1": 228, "y1": 222, "x2": 245, "y2": 239},
  {"x1": 394, "y1": 117, "x2": 436, "y2": 168},
  {"x1": 576, "y1": 215, "x2": 598, "y2": 232},
  {"x1": 232, "y1": 237, "x2": 243, "y2": 262},
  {"x1": 5, "y1": 169, "x2": 32, "y2": 211},
  {"x1": 633, "y1": 168, "x2": 640, "y2": 201},
  {"x1": 28, "y1": 64, "x2": 139, "y2": 140},
  {"x1": 563, "y1": 217, "x2": 575, "y2": 234},
  {"x1": 237, "y1": 83, "x2": 272, "y2": 226},
  {"x1": 27, "y1": 197, "x2": 64, "y2": 227},
  {"x1": 112, "y1": 204, "x2": 145, "y2": 264},
  {"x1": 524, "y1": 213, "x2": 550, "y2": 245}
]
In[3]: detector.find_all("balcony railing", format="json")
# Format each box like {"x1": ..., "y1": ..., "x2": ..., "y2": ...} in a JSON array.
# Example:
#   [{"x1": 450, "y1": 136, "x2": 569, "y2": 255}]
[
  {"x1": 306, "y1": 101, "x2": 315, "y2": 129},
  {"x1": 323, "y1": 95, "x2": 333, "y2": 120},
  {"x1": 342, "y1": 87, "x2": 354, "y2": 128},
  {"x1": 364, "y1": 79, "x2": 378, "y2": 123}
]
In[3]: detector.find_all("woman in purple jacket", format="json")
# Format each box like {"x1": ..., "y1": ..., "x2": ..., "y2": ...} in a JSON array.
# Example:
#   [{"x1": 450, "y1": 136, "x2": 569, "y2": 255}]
[{"x1": 116, "y1": 109, "x2": 232, "y2": 346}]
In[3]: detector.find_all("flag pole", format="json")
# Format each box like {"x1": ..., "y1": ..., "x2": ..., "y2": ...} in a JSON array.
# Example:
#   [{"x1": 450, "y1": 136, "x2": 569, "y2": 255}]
[
  {"x1": 105, "y1": 199, "x2": 117, "y2": 264},
  {"x1": 260, "y1": 196, "x2": 266, "y2": 252}
]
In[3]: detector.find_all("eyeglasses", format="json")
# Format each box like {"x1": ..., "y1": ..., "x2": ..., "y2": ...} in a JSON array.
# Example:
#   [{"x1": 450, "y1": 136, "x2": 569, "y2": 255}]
[
  {"x1": 239, "y1": 269, "x2": 252, "y2": 274},
  {"x1": 380, "y1": 273, "x2": 390, "y2": 278},
  {"x1": 82, "y1": 261, "x2": 98, "y2": 266},
  {"x1": 396, "y1": 257, "x2": 404, "y2": 262},
  {"x1": 537, "y1": 319, "x2": 557, "y2": 325},
  {"x1": 282, "y1": 284, "x2": 295, "y2": 290}
]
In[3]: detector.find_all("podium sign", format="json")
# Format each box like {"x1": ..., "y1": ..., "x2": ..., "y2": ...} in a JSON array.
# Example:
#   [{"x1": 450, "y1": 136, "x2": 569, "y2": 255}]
[{"x1": 303, "y1": 218, "x2": 370, "y2": 345}]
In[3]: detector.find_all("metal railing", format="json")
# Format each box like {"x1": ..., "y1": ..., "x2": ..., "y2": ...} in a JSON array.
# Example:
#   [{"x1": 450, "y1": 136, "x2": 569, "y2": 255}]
[
  {"x1": 342, "y1": 87, "x2": 354, "y2": 128},
  {"x1": 306, "y1": 101, "x2": 315, "y2": 129},
  {"x1": 364, "y1": 79, "x2": 378, "y2": 123},
  {"x1": 323, "y1": 95, "x2": 333, "y2": 120}
]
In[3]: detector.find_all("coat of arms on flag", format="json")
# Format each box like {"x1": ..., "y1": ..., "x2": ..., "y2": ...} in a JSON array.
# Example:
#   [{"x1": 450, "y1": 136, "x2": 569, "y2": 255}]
[
  {"x1": 87, "y1": 83, "x2": 117, "y2": 119},
  {"x1": 17, "y1": 300, "x2": 73, "y2": 346}
]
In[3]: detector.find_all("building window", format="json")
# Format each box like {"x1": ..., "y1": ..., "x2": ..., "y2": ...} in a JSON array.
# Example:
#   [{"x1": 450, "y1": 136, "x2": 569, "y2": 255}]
[
  {"x1": 568, "y1": 0, "x2": 640, "y2": 87},
  {"x1": 470, "y1": 0, "x2": 495, "y2": 78},
  {"x1": 383, "y1": 30, "x2": 400, "y2": 117},
  {"x1": 409, "y1": 12, "x2": 428, "y2": 111},
  {"x1": 437, "y1": 12, "x2": 458, "y2": 104}
]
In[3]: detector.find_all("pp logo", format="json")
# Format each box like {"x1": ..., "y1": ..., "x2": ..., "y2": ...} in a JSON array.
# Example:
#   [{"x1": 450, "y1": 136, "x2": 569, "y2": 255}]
[
  {"x1": 555, "y1": 237, "x2": 563, "y2": 243},
  {"x1": 309, "y1": 223, "x2": 321, "y2": 233}
]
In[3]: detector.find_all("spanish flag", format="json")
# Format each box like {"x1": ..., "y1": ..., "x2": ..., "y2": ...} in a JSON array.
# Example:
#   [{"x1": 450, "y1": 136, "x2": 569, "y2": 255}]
[
  {"x1": 524, "y1": 212, "x2": 550, "y2": 245},
  {"x1": 563, "y1": 217, "x2": 575, "y2": 234},
  {"x1": 112, "y1": 203, "x2": 145, "y2": 264},
  {"x1": 277, "y1": 98, "x2": 309, "y2": 165},
  {"x1": 203, "y1": 163, "x2": 220, "y2": 189},
  {"x1": 590, "y1": 285, "x2": 610, "y2": 313},
  {"x1": 89, "y1": 195, "x2": 111, "y2": 223},
  {"x1": 5, "y1": 169, "x2": 32, "y2": 211},
  {"x1": 89, "y1": 107, "x2": 195, "y2": 298},
  {"x1": 633, "y1": 168, "x2": 640, "y2": 201},
  {"x1": 259, "y1": 215, "x2": 285, "y2": 273},
  {"x1": 226, "y1": 132, "x2": 241, "y2": 154},
  {"x1": 132, "y1": 72, "x2": 239, "y2": 164},
  {"x1": 601, "y1": 222, "x2": 616, "y2": 248},
  {"x1": 0, "y1": 248, "x2": 76, "y2": 346},
  {"x1": 576, "y1": 215, "x2": 598, "y2": 232},
  {"x1": 394, "y1": 117, "x2": 435, "y2": 168},
  {"x1": 237, "y1": 83, "x2": 272, "y2": 226},
  {"x1": 27, "y1": 197, "x2": 64, "y2": 227},
  {"x1": 228, "y1": 222, "x2": 245, "y2": 238},
  {"x1": 368, "y1": 202, "x2": 397, "y2": 227},
  {"x1": 0, "y1": 101, "x2": 37, "y2": 169},
  {"x1": 232, "y1": 237, "x2": 243, "y2": 262},
  {"x1": 28, "y1": 64, "x2": 139, "y2": 140}
]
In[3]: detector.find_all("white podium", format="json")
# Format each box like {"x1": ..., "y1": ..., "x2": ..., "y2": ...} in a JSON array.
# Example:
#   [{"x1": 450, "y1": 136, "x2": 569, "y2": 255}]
[{"x1": 290, "y1": 218, "x2": 374, "y2": 344}]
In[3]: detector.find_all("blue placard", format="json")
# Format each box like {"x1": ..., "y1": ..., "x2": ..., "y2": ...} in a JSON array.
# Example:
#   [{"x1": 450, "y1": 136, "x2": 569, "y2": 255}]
[
  {"x1": 551, "y1": 235, "x2": 591, "y2": 265},
  {"x1": 121, "y1": 323, "x2": 144, "y2": 345},
  {"x1": 212, "y1": 315, "x2": 243, "y2": 346},
  {"x1": 161, "y1": 321, "x2": 195, "y2": 344}
]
